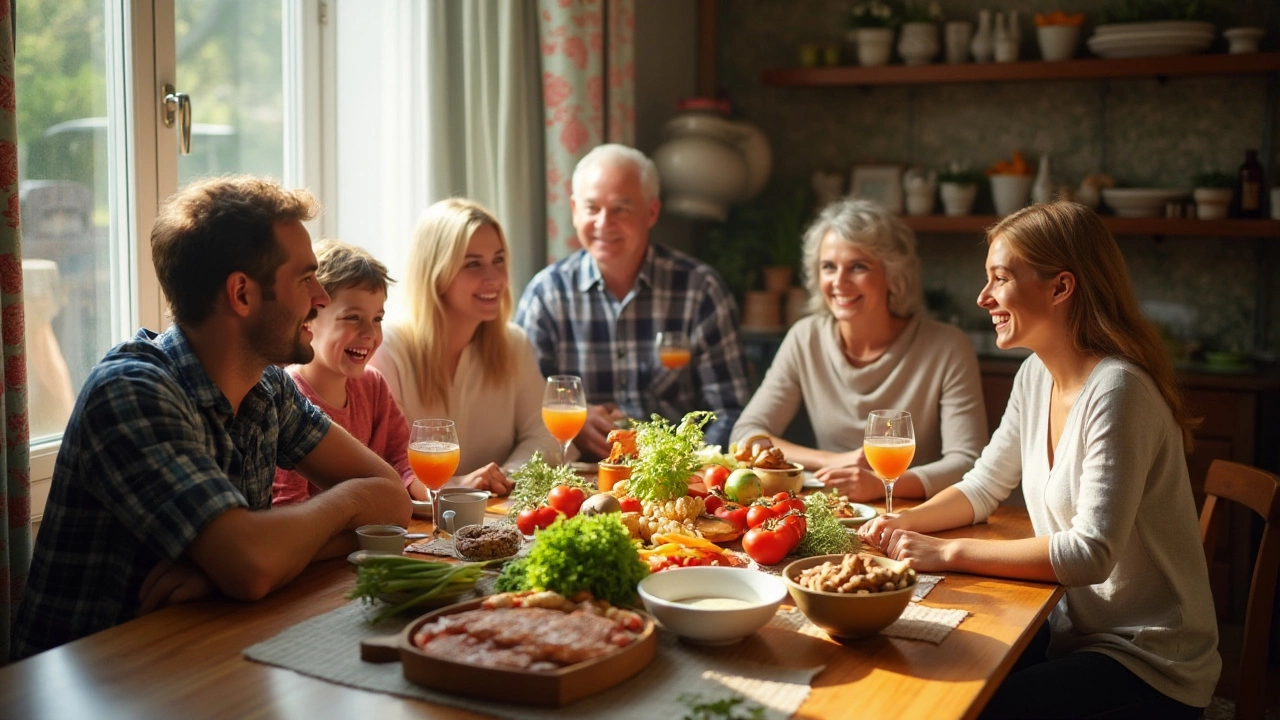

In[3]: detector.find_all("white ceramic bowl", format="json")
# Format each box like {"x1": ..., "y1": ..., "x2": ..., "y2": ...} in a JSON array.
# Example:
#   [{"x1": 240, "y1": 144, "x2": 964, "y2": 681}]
[
  {"x1": 1224, "y1": 27, "x2": 1265, "y2": 54},
  {"x1": 637, "y1": 566, "x2": 787, "y2": 645},
  {"x1": 1101, "y1": 188, "x2": 1188, "y2": 218},
  {"x1": 1037, "y1": 25, "x2": 1081, "y2": 61}
]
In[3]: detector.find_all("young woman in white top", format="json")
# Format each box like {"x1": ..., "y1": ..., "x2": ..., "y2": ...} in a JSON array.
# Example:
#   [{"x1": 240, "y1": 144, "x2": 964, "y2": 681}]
[
  {"x1": 861, "y1": 202, "x2": 1219, "y2": 719},
  {"x1": 370, "y1": 198, "x2": 558, "y2": 495},
  {"x1": 731, "y1": 198, "x2": 987, "y2": 502}
]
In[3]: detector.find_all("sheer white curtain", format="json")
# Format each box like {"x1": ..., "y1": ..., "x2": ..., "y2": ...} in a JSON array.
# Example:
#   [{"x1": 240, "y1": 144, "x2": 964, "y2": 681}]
[{"x1": 330, "y1": 0, "x2": 543, "y2": 299}]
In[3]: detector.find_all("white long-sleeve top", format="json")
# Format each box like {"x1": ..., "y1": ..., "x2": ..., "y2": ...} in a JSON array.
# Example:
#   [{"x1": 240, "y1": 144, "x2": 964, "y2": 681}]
[
  {"x1": 954, "y1": 355, "x2": 1220, "y2": 707},
  {"x1": 369, "y1": 323, "x2": 559, "y2": 475}
]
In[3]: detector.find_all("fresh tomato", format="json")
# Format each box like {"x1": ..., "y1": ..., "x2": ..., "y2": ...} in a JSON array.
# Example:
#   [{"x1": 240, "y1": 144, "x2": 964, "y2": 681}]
[
  {"x1": 618, "y1": 495, "x2": 642, "y2": 513},
  {"x1": 703, "y1": 465, "x2": 731, "y2": 492},
  {"x1": 774, "y1": 494, "x2": 807, "y2": 515},
  {"x1": 703, "y1": 495, "x2": 724, "y2": 514},
  {"x1": 713, "y1": 501, "x2": 749, "y2": 533},
  {"x1": 742, "y1": 519, "x2": 800, "y2": 565},
  {"x1": 516, "y1": 508, "x2": 539, "y2": 535},
  {"x1": 546, "y1": 485, "x2": 586, "y2": 517},
  {"x1": 779, "y1": 511, "x2": 807, "y2": 539},
  {"x1": 534, "y1": 504, "x2": 561, "y2": 530},
  {"x1": 686, "y1": 480, "x2": 709, "y2": 498},
  {"x1": 746, "y1": 502, "x2": 778, "y2": 529}
]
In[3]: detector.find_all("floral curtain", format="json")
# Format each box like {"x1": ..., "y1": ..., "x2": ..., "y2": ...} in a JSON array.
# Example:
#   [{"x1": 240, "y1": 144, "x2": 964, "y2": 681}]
[
  {"x1": 0, "y1": 0, "x2": 29, "y2": 663},
  {"x1": 537, "y1": 0, "x2": 635, "y2": 263}
]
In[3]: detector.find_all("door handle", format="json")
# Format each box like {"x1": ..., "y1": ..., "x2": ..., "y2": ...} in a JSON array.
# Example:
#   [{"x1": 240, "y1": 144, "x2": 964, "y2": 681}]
[{"x1": 162, "y1": 83, "x2": 192, "y2": 155}]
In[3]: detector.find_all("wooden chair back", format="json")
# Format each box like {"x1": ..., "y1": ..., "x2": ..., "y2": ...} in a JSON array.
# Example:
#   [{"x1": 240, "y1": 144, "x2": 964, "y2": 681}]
[{"x1": 1198, "y1": 459, "x2": 1280, "y2": 720}]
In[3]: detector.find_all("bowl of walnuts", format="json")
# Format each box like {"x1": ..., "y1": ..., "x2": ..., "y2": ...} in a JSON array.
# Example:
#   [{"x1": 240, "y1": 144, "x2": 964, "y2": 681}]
[{"x1": 782, "y1": 553, "x2": 916, "y2": 639}]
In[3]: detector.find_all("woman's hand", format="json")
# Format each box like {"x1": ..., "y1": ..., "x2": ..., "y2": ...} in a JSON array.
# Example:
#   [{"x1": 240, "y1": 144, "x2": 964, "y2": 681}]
[
  {"x1": 858, "y1": 512, "x2": 909, "y2": 548},
  {"x1": 456, "y1": 463, "x2": 514, "y2": 496},
  {"x1": 816, "y1": 467, "x2": 884, "y2": 502},
  {"x1": 878, "y1": 529, "x2": 956, "y2": 573}
]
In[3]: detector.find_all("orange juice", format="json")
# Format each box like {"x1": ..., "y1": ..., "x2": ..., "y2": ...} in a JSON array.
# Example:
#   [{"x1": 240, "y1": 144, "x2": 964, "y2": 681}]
[
  {"x1": 542, "y1": 404, "x2": 587, "y2": 443},
  {"x1": 863, "y1": 437, "x2": 916, "y2": 482},
  {"x1": 408, "y1": 440, "x2": 461, "y2": 490},
  {"x1": 658, "y1": 348, "x2": 691, "y2": 369}
]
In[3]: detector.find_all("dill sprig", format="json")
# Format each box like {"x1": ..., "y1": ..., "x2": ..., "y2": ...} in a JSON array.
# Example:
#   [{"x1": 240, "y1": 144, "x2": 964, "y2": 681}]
[{"x1": 627, "y1": 412, "x2": 714, "y2": 503}]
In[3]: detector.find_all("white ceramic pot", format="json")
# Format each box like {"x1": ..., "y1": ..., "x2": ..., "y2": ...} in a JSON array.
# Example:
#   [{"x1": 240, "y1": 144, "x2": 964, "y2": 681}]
[
  {"x1": 653, "y1": 107, "x2": 773, "y2": 221},
  {"x1": 903, "y1": 168, "x2": 937, "y2": 215},
  {"x1": 944, "y1": 21, "x2": 973, "y2": 63},
  {"x1": 898, "y1": 22, "x2": 939, "y2": 65},
  {"x1": 1037, "y1": 25, "x2": 1080, "y2": 61},
  {"x1": 990, "y1": 175, "x2": 1033, "y2": 216},
  {"x1": 1193, "y1": 188, "x2": 1232, "y2": 220},
  {"x1": 1224, "y1": 27, "x2": 1265, "y2": 54},
  {"x1": 939, "y1": 182, "x2": 978, "y2": 216},
  {"x1": 855, "y1": 27, "x2": 895, "y2": 67}
]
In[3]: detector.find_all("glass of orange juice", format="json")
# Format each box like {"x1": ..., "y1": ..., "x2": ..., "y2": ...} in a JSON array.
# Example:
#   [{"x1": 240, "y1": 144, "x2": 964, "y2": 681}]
[
  {"x1": 863, "y1": 410, "x2": 915, "y2": 514},
  {"x1": 656, "y1": 331, "x2": 691, "y2": 370},
  {"x1": 408, "y1": 419, "x2": 460, "y2": 536},
  {"x1": 542, "y1": 375, "x2": 587, "y2": 465}
]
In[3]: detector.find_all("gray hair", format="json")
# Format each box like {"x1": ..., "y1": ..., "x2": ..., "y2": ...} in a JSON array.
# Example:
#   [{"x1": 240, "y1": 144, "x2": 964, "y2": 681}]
[
  {"x1": 572, "y1": 144, "x2": 661, "y2": 204},
  {"x1": 801, "y1": 198, "x2": 922, "y2": 318}
]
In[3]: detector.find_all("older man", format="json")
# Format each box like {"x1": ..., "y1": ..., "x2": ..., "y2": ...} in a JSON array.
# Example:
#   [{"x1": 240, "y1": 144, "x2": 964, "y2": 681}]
[
  {"x1": 13, "y1": 176, "x2": 410, "y2": 659},
  {"x1": 516, "y1": 144, "x2": 750, "y2": 458}
]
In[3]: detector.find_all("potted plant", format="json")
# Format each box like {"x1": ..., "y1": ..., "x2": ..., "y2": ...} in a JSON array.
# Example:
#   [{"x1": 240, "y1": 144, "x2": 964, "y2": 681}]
[
  {"x1": 937, "y1": 164, "x2": 984, "y2": 216},
  {"x1": 1192, "y1": 171, "x2": 1234, "y2": 220},
  {"x1": 847, "y1": 1, "x2": 903, "y2": 67},
  {"x1": 898, "y1": 2, "x2": 943, "y2": 65}
]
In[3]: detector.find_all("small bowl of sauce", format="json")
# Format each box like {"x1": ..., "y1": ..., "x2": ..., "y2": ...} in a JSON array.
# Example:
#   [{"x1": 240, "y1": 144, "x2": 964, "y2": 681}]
[{"x1": 637, "y1": 566, "x2": 787, "y2": 644}]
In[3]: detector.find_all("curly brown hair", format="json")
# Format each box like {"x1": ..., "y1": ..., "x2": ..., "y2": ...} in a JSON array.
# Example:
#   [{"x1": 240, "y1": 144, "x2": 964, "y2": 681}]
[{"x1": 151, "y1": 175, "x2": 319, "y2": 326}]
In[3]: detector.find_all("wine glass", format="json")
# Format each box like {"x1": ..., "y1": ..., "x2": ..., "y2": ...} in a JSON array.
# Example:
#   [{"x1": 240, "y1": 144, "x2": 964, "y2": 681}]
[
  {"x1": 656, "y1": 331, "x2": 691, "y2": 370},
  {"x1": 407, "y1": 419, "x2": 460, "y2": 537},
  {"x1": 863, "y1": 410, "x2": 916, "y2": 514},
  {"x1": 542, "y1": 375, "x2": 587, "y2": 465}
]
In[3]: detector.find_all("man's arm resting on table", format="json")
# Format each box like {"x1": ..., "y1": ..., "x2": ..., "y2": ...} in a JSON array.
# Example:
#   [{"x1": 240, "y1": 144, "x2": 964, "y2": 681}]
[{"x1": 187, "y1": 427, "x2": 411, "y2": 601}]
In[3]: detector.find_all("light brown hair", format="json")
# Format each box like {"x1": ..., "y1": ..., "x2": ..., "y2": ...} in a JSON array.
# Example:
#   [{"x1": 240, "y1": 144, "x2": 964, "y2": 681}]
[
  {"x1": 312, "y1": 239, "x2": 395, "y2": 297},
  {"x1": 988, "y1": 202, "x2": 1197, "y2": 451}
]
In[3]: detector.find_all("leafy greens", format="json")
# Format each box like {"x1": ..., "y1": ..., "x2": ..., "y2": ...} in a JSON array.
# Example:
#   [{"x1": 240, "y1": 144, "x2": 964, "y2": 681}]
[
  {"x1": 627, "y1": 412, "x2": 714, "y2": 503},
  {"x1": 505, "y1": 451, "x2": 596, "y2": 521},
  {"x1": 495, "y1": 513, "x2": 649, "y2": 606}
]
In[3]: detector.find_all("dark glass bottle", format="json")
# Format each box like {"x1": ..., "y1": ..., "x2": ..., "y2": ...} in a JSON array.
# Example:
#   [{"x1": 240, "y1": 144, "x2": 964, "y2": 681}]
[{"x1": 1237, "y1": 149, "x2": 1264, "y2": 218}]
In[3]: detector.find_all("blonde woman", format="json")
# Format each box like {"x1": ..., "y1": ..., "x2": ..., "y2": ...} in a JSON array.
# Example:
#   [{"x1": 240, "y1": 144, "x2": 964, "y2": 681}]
[
  {"x1": 861, "y1": 202, "x2": 1218, "y2": 719},
  {"x1": 370, "y1": 199, "x2": 557, "y2": 495}
]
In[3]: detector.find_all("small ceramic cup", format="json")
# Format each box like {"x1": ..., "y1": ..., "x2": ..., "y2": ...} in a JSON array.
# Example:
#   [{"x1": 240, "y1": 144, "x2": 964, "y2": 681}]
[
  {"x1": 356, "y1": 524, "x2": 407, "y2": 555},
  {"x1": 436, "y1": 488, "x2": 489, "y2": 535}
]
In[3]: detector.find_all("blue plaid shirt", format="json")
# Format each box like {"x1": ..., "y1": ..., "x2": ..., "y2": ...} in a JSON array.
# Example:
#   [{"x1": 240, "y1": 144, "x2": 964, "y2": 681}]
[
  {"x1": 515, "y1": 243, "x2": 750, "y2": 447},
  {"x1": 12, "y1": 325, "x2": 330, "y2": 660}
]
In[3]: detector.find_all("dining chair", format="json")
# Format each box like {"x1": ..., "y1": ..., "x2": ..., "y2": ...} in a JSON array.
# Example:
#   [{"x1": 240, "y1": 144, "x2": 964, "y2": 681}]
[{"x1": 1198, "y1": 459, "x2": 1280, "y2": 720}]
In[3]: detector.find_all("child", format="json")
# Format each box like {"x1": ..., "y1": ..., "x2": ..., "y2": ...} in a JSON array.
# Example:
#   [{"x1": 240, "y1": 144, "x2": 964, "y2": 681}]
[{"x1": 273, "y1": 239, "x2": 427, "y2": 504}]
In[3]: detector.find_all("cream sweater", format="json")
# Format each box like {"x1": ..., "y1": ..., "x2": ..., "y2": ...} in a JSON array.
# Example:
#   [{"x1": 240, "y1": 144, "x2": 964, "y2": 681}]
[
  {"x1": 369, "y1": 323, "x2": 559, "y2": 475},
  {"x1": 954, "y1": 355, "x2": 1220, "y2": 707},
  {"x1": 731, "y1": 314, "x2": 987, "y2": 496}
]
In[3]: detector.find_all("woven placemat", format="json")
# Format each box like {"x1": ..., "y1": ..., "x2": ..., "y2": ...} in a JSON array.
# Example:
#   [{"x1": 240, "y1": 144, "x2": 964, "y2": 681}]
[
  {"x1": 771, "y1": 601, "x2": 968, "y2": 645},
  {"x1": 244, "y1": 601, "x2": 823, "y2": 719}
]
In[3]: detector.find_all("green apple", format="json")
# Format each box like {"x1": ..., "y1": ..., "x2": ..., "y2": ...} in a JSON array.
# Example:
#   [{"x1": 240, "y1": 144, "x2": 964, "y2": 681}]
[{"x1": 724, "y1": 468, "x2": 763, "y2": 505}]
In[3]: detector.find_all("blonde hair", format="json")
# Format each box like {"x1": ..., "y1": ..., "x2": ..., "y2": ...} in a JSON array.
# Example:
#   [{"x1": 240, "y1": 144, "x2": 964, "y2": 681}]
[
  {"x1": 395, "y1": 198, "x2": 515, "y2": 412},
  {"x1": 312, "y1": 238, "x2": 394, "y2": 296},
  {"x1": 988, "y1": 202, "x2": 1197, "y2": 451},
  {"x1": 800, "y1": 198, "x2": 922, "y2": 317}
]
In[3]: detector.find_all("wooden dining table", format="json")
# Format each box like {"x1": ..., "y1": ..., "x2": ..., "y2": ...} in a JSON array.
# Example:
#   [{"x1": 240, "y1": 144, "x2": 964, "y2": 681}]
[{"x1": 0, "y1": 498, "x2": 1063, "y2": 720}]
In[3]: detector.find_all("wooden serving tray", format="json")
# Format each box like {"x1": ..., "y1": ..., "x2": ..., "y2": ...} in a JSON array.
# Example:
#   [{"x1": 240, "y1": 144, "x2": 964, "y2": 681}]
[{"x1": 360, "y1": 599, "x2": 657, "y2": 707}]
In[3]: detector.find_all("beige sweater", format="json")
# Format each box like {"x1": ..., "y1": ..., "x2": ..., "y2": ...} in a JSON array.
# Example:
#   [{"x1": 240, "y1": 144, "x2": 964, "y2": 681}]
[
  {"x1": 731, "y1": 314, "x2": 987, "y2": 496},
  {"x1": 954, "y1": 356, "x2": 1220, "y2": 707},
  {"x1": 369, "y1": 323, "x2": 559, "y2": 476}
]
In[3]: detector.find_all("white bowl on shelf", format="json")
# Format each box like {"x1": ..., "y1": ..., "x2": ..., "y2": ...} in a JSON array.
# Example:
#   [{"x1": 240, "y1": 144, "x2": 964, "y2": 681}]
[
  {"x1": 1101, "y1": 188, "x2": 1189, "y2": 218},
  {"x1": 1093, "y1": 21, "x2": 1215, "y2": 36}
]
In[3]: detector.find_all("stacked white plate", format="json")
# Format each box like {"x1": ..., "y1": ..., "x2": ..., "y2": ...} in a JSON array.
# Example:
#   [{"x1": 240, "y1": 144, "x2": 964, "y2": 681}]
[
  {"x1": 1087, "y1": 21, "x2": 1215, "y2": 58},
  {"x1": 1101, "y1": 188, "x2": 1189, "y2": 218}
]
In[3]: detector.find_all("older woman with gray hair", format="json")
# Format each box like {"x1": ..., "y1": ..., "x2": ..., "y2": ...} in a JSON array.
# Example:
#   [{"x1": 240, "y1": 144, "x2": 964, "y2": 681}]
[{"x1": 731, "y1": 199, "x2": 987, "y2": 503}]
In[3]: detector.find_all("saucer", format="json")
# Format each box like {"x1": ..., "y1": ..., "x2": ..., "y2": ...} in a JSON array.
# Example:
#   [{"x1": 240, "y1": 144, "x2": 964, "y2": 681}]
[
  {"x1": 347, "y1": 549, "x2": 403, "y2": 564},
  {"x1": 837, "y1": 503, "x2": 878, "y2": 528}
]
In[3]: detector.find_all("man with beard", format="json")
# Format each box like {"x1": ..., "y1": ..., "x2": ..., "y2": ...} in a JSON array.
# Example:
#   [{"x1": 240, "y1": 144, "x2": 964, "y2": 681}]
[{"x1": 12, "y1": 176, "x2": 411, "y2": 660}]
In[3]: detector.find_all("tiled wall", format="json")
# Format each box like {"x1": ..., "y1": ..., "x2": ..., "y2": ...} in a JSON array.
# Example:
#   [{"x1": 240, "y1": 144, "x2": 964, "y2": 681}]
[{"x1": 715, "y1": 0, "x2": 1280, "y2": 354}]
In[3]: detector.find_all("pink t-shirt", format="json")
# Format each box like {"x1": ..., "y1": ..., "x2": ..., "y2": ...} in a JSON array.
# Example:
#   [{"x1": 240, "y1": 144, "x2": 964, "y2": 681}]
[{"x1": 272, "y1": 366, "x2": 415, "y2": 505}]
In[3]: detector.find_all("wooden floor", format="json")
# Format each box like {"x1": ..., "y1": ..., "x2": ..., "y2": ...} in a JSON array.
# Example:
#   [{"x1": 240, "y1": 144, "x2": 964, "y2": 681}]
[{"x1": 1213, "y1": 620, "x2": 1280, "y2": 718}]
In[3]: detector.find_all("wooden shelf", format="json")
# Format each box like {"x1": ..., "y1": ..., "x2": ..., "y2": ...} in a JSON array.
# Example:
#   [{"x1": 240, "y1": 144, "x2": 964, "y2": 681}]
[
  {"x1": 904, "y1": 215, "x2": 1280, "y2": 237},
  {"x1": 762, "y1": 52, "x2": 1280, "y2": 87}
]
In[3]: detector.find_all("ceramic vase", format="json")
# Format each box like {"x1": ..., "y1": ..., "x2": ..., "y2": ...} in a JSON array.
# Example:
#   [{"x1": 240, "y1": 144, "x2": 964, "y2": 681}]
[
  {"x1": 970, "y1": 10, "x2": 994, "y2": 63},
  {"x1": 993, "y1": 12, "x2": 1018, "y2": 62},
  {"x1": 990, "y1": 174, "x2": 1033, "y2": 216},
  {"x1": 898, "y1": 22, "x2": 939, "y2": 65},
  {"x1": 1193, "y1": 188, "x2": 1232, "y2": 220},
  {"x1": 855, "y1": 27, "x2": 895, "y2": 67},
  {"x1": 945, "y1": 21, "x2": 973, "y2": 63},
  {"x1": 653, "y1": 102, "x2": 773, "y2": 221},
  {"x1": 939, "y1": 182, "x2": 978, "y2": 216},
  {"x1": 1031, "y1": 155, "x2": 1053, "y2": 204}
]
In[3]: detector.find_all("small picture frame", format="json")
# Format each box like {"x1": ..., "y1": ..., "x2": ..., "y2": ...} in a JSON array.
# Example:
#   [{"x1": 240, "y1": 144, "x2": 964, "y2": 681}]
[{"x1": 850, "y1": 164, "x2": 904, "y2": 214}]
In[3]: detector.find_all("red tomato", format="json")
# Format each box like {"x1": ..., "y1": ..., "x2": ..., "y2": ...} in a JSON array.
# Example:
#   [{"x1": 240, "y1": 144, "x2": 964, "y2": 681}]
[
  {"x1": 742, "y1": 521, "x2": 799, "y2": 565},
  {"x1": 746, "y1": 503, "x2": 778, "y2": 529},
  {"x1": 703, "y1": 465, "x2": 730, "y2": 492},
  {"x1": 546, "y1": 485, "x2": 586, "y2": 517},
  {"x1": 516, "y1": 508, "x2": 538, "y2": 535},
  {"x1": 534, "y1": 505, "x2": 560, "y2": 529},
  {"x1": 714, "y1": 502, "x2": 749, "y2": 533},
  {"x1": 618, "y1": 496, "x2": 642, "y2": 513},
  {"x1": 779, "y1": 511, "x2": 807, "y2": 539},
  {"x1": 773, "y1": 492, "x2": 792, "y2": 504},
  {"x1": 703, "y1": 495, "x2": 724, "y2": 514},
  {"x1": 686, "y1": 480, "x2": 709, "y2": 498}
]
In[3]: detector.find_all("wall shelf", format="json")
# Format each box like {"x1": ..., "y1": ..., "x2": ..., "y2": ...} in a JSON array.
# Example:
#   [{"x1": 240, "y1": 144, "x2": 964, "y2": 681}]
[
  {"x1": 762, "y1": 52, "x2": 1280, "y2": 87},
  {"x1": 903, "y1": 215, "x2": 1280, "y2": 237}
]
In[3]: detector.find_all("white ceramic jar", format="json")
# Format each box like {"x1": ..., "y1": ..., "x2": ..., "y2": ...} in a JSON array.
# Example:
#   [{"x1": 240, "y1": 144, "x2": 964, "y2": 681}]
[
  {"x1": 653, "y1": 99, "x2": 772, "y2": 221},
  {"x1": 898, "y1": 22, "x2": 939, "y2": 65}
]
